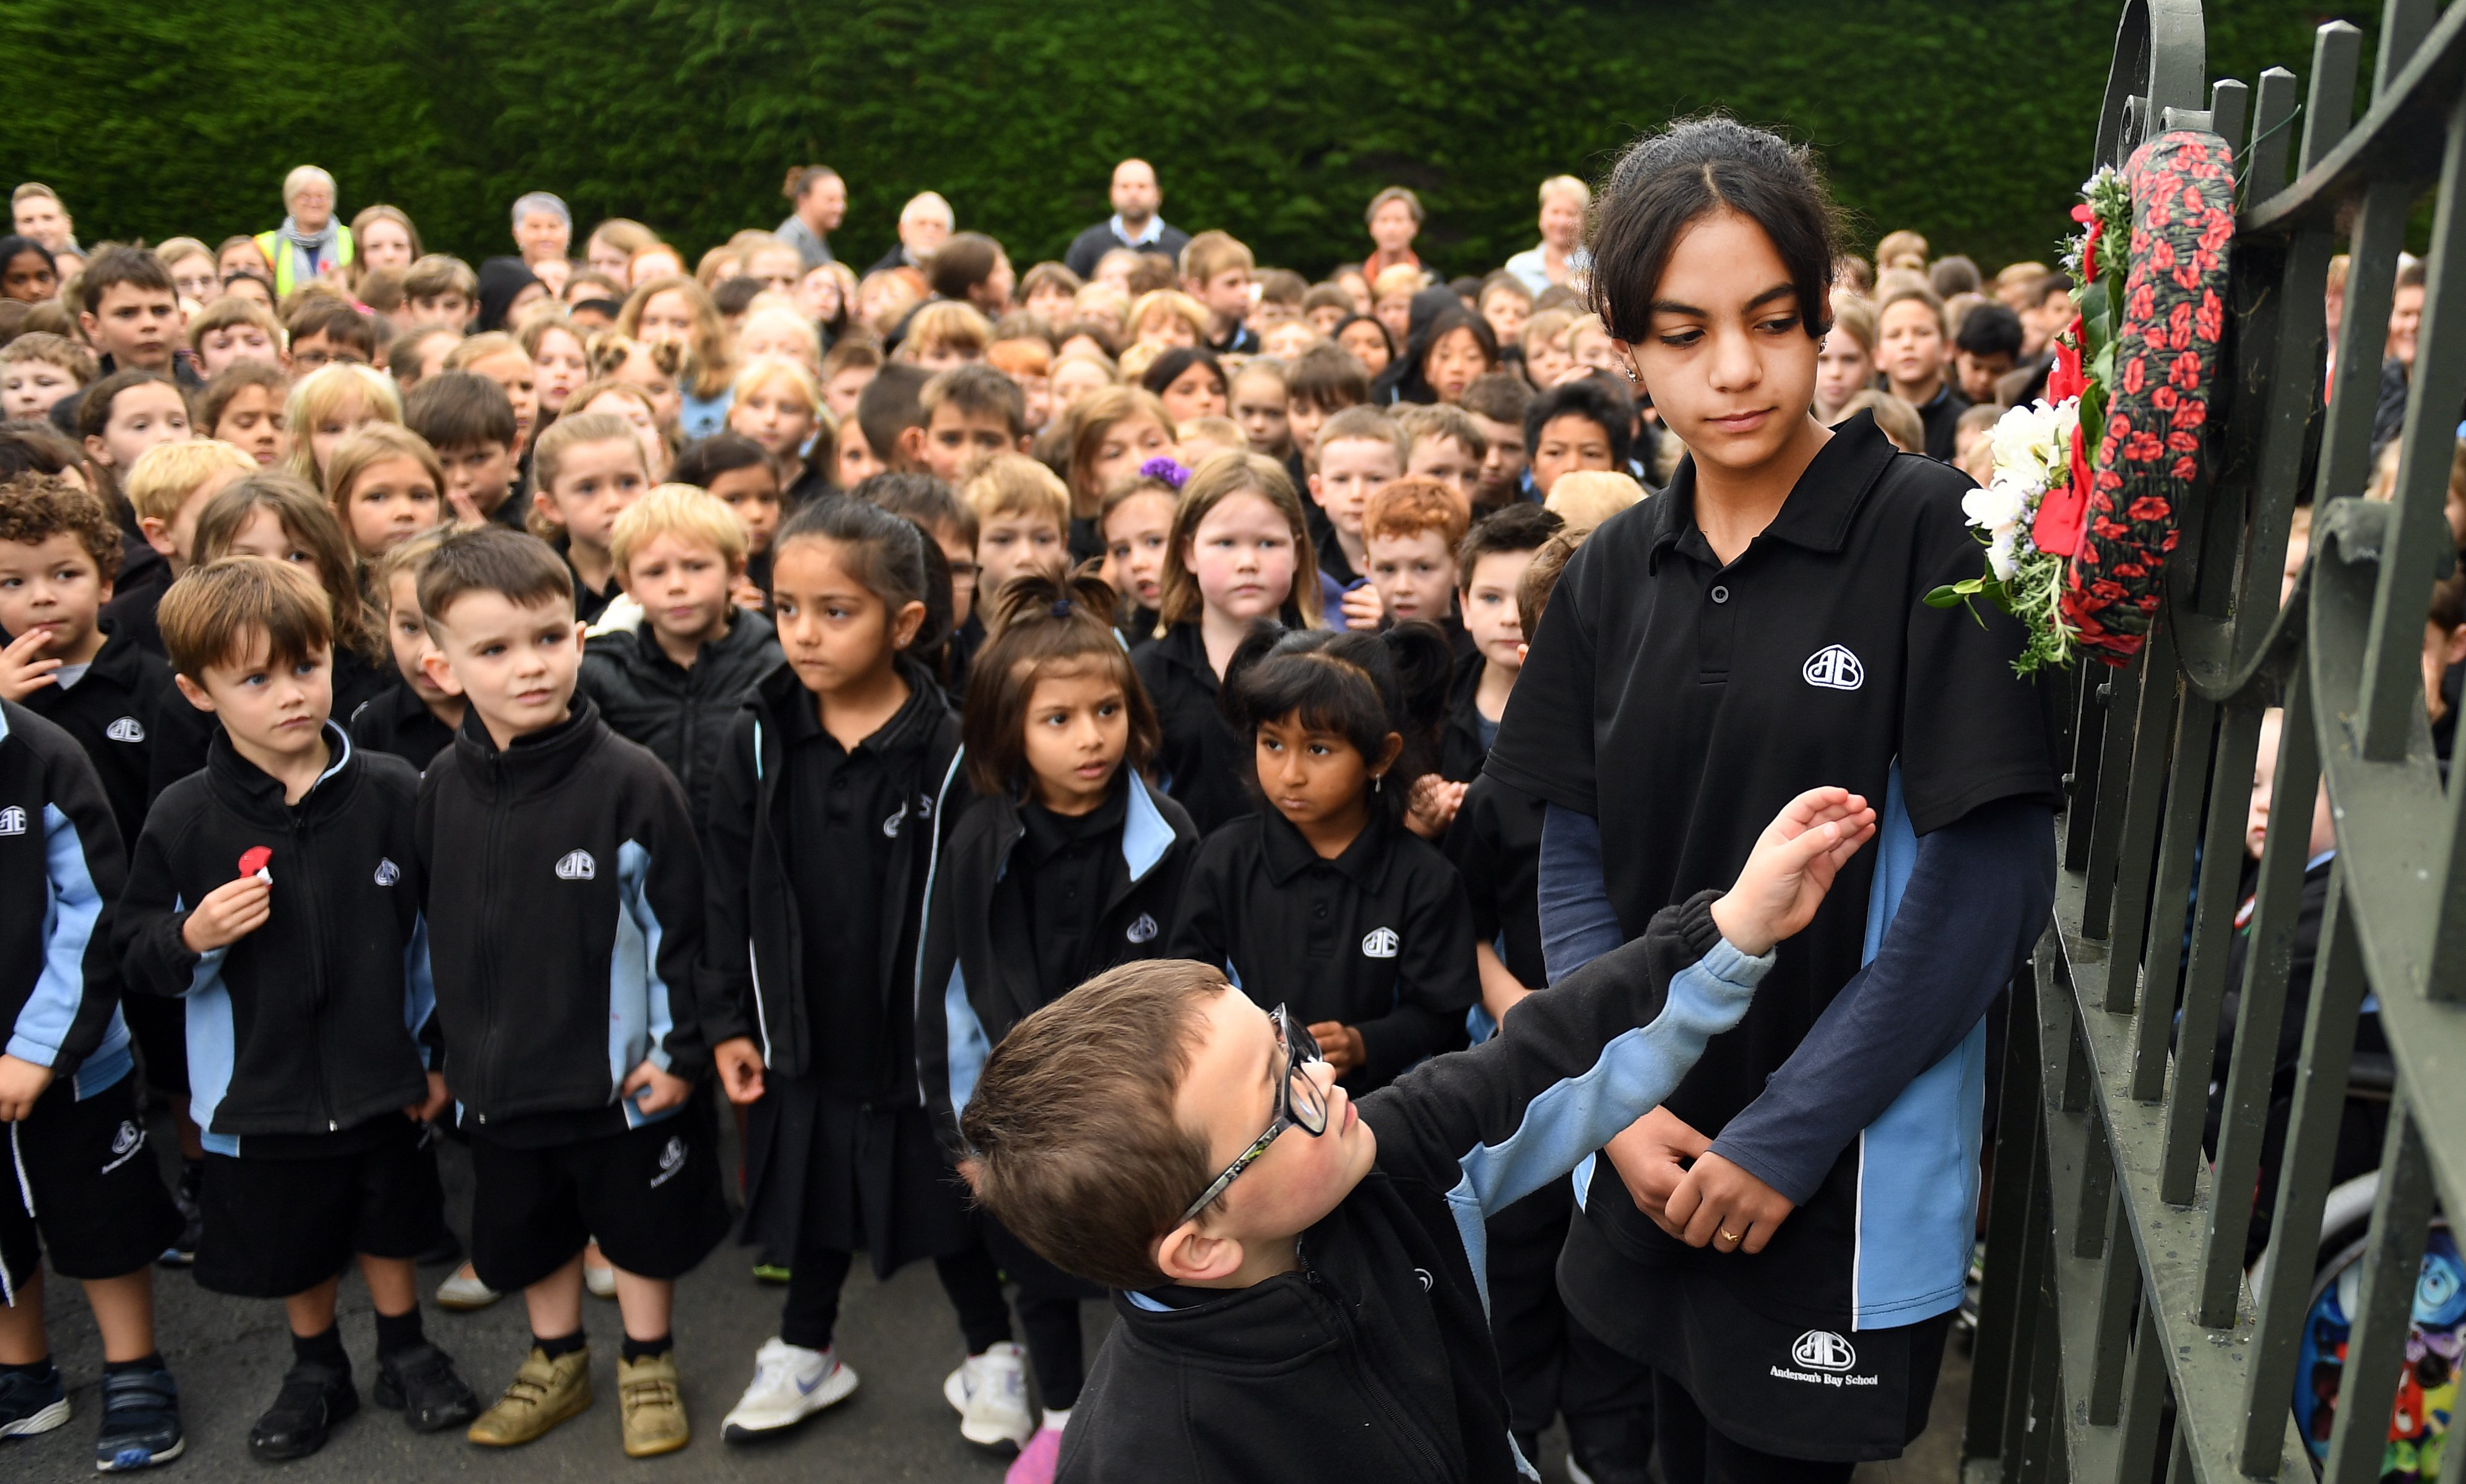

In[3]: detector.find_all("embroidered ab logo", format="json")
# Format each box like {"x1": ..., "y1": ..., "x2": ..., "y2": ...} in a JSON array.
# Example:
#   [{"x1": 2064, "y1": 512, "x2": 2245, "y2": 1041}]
[
  {"x1": 1361, "y1": 926, "x2": 1400, "y2": 959},
  {"x1": 373, "y1": 858, "x2": 400, "y2": 886},
  {"x1": 1792, "y1": 1330, "x2": 1857, "y2": 1372},
  {"x1": 1802, "y1": 645, "x2": 1865, "y2": 691},
  {"x1": 106, "y1": 716, "x2": 145, "y2": 742},
  {"x1": 1125, "y1": 913, "x2": 1159, "y2": 944},
  {"x1": 554, "y1": 849, "x2": 596, "y2": 881},
  {"x1": 0, "y1": 806, "x2": 24, "y2": 836},
  {"x1": 881, "y1": 803, "x2": 907, "y2": 838},
  {"x1": 650, "y1": 1134, "x2": 688, "y2": 1188}
]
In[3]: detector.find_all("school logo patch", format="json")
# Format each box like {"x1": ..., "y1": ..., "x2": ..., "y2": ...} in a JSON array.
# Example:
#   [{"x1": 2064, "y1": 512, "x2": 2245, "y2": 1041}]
[
  {"x1": 649, "y1": 1134, "x2": 688, "y2": 1188},
  {"x1": 1802, "y1": 645, "x2": 1865, "y2": 691},
  {"x1": 1125, "y1": 913, "x2": 1159, "y2": 944},
  {"x1": 881, "y1": 802, "x2": 907, "y2": 839},
  {"x1": 105, "y1": 716, "x2": 145, "y2": 743},
  {"x1": 1791, "y1": 1330, "x2": 1857, "y2": 1373},
  {"x1": 373, "y1": 858, "x2": 400, "y2": 887},
  {"x1": 1361, "y1": 926, "x2": 1400, "y2": 959},
  {"x1": 554, "y1": 849, "x2": 596, "y2": 881},
  {"x1": 0, "y1": 806, "x2": 24, "y2": 836}
]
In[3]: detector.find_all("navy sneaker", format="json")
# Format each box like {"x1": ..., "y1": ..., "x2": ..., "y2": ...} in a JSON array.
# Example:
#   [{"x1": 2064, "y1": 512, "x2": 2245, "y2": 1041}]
[
  {"x1": 95, "y1": 1362, "x2": 183, "y2": 1471},
  {"x1": 0, "y1": 1363, "x2": 69, "y2": 1441}
]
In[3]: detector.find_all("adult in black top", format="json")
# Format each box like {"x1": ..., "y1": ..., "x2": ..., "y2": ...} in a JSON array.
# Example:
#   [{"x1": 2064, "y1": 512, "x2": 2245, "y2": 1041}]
[
  {"x1": 1486, "y1": 118, "x2": 2058, "y2": 1473},
  {"x1": 1168, "y1": 806, "x2": 1477, "y2": 1095},
  {"x1": 1060, "y1": 159, "x2": 1190, "y2": 280}
]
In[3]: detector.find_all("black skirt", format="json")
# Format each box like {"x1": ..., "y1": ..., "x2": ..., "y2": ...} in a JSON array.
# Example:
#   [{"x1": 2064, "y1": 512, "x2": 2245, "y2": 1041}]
[{"x1": 738, "y1": 1074, "x2": 975, "y2": 1279}]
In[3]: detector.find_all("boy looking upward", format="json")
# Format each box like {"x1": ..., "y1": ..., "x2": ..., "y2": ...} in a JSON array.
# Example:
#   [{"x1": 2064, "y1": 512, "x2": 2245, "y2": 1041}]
[
  {"x1": 117, "y1": 557, "x2": 481, "y2": 1460},
  {"x1": 413, "y1": 527, "x2": 724, "y2": 1457},
  {"x1": 960, "y1": 788, "x2": 1877, "y2": 1483}
]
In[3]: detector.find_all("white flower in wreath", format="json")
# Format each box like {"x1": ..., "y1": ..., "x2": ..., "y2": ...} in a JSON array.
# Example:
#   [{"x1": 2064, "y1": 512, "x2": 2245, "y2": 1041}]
[{"x1": 1963, "y1": 477, "x2": 2031, "y2": 536}]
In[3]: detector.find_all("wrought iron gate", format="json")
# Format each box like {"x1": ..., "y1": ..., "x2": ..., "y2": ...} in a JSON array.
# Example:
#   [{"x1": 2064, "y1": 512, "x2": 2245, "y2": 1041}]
[{"x1": 1963, "y1": 1, "x2": 2466, "y2": 1482}]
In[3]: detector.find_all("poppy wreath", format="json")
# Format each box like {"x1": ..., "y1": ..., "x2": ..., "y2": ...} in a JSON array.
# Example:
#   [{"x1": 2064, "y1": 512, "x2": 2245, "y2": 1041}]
[{"x1": 2057, "y1": 129, "x2": 2234, "y2": 665}]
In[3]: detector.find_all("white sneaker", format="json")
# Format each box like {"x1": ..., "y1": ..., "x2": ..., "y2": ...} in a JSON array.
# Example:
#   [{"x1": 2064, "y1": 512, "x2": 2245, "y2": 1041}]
[
  {"x1": 721, "y1": 1339, "x2": 858, "y2": 1441},
  {"x1": 584, "y1": 1262, "x2": 617, "y2": 1299},
  {"x1": 434, "y1": 1265, "x2": 500, "y2": 1310},
  {"x1": 941, "y1": 1341, "x2": 1032, "y2": 1449}
]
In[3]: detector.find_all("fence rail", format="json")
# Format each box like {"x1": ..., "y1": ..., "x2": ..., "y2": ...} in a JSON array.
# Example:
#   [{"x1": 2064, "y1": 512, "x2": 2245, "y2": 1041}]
[{"x1": 1963, "y1": 2, "x2": 2466, "y2": 1482}]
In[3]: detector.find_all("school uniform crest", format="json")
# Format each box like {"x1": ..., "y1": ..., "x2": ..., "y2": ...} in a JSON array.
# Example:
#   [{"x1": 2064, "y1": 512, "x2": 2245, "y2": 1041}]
[
  {"x1": 1125, "y1": 913, "x2": 1159, "y2": 944},
  {"x1": 1802, "y1": 645, "x2": 1865, "y2": 691},
  {"x1": 373, "y1": 858, "x2": 400, "y2": 886},
  {"x1": 554, "y1": 849, "x2": 597, "y2": 881},
  {"x1": 0, "y1": 806, "x2": 23, "y2": 835},
  {"x1": 1361, "y1": 926, "x2": 1400, "y2": 959},
  {"x1": 105, "y1": 716, "x2": 146, "y2": 742}
]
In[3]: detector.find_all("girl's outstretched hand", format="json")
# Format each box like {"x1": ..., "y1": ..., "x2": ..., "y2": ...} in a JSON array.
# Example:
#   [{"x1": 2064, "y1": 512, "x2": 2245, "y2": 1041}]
[{"x1": 1709, "y1": 787, "x2": 1876, "y2": 957}]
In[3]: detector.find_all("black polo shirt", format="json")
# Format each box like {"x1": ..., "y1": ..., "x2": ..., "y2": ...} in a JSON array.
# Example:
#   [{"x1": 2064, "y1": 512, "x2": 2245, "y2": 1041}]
[
  {"x1": 1131, "y1": 621, "x2": 1255, "y2": 836},
  {"x1": 1486, "y1": 410, "x2": 2057, "y2": 1316},
  {"x1": 1018, "y1": 787, "x2": 1128, "y2": 996},
  {"x1": 1168, "y1": 808, "x2": 1476, "y2": 1094},
  {"x1": 784, "y1": 678, "x2": 941, "y2": 1095}
]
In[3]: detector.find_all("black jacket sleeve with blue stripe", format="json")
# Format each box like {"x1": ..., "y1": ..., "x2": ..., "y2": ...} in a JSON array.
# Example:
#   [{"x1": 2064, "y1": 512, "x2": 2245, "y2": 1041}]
[{"x1": 0, "y1": 699, "x2": 129, "y2": 1080}]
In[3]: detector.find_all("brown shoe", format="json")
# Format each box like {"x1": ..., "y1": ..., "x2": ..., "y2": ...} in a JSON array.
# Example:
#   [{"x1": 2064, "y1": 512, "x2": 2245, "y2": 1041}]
[
  {"x1": 466, "y1": 1345, "x2": 591, "y2": 1447},
  {"x1": 618, "y1": 1352, "x2": 688, "y2": 1458}
]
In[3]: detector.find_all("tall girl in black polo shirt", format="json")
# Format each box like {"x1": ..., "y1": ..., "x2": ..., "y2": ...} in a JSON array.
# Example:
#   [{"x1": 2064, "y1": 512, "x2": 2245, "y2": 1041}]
[
  {"x1": 702, "y1": 497, "x2": 1021, "y2": 1449},
  {"x1": 1169, "y1": 621, "x2": 1478, "y2": 1095},
  {"x1": 916, "y1": 570, "x2": 1199, "y2": 1478},
  {"x1": 1130, "y1": 449, "x2": 1322, "y2": 834},
  {"x1": 1486, "y1": 120, "x2": 2057, "y2": 1482}
]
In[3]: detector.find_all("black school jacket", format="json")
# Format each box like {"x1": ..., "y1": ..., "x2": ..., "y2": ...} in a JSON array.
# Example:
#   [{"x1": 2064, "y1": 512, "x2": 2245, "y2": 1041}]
[
  {"x1": 1131, "y1": 623, "x2": 1253, "y2": 836},
  {"x1": 699, "y1": 656, "x2": 964, "y2": 1090},
  {"x1": 1058, "y1": 893, "x2": 1768, "y2": 1484},
  {"x1": 414, "y1": 697, "x2": 707, "y2": 1131},
  {"x1": 15, "y1": 622, "x2": 178, "y2": 851},
  {"x1": 1170, "y1": 808, "x2": 1478, "y2": 1093},
  {"x1": 578, "y1": 608, "x2": 781, "y2": 824},
  {"x1": 115, "y1": 725, "x2": 431, "y2": 1147},
  {"x1": 915, "y1": 775, "x2": 1197, "y2": 1147},
  {"x1": 0, "y1": 699, "x2": 131, "y2": 1096}
]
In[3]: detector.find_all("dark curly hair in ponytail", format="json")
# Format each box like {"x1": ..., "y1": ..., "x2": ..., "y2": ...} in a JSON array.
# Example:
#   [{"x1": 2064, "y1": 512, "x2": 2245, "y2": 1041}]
[
  {"x1": 1219, "y1": 620, "x2": 1455, "y2": 824},
  {"x1": 961, "y1": 567, "x2": 1161, "y2": 799}
]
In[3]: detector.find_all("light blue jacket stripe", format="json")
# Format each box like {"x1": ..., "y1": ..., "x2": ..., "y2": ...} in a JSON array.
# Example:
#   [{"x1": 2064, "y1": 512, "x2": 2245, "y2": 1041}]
[
  {"x1": 611, "y1": 839, "x2": 677, "y2": 1128},
  {"x1": 1445, "y1": 938, "x2": 1771, "y2": 1311},
  {"x1": 1850, "y1": 763, "x2": 1985, "y2": 1329}
]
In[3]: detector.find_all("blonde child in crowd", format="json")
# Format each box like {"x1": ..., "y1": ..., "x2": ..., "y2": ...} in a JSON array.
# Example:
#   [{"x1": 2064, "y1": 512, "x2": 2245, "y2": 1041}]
[{"x1": 1131, "y1": 451, "x2": 1321, "y2": 833}]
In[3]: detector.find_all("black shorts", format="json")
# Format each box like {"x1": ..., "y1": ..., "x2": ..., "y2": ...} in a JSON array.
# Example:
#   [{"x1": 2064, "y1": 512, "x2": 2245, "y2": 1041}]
[
  {"x1": 194, "y1": 1116, "x2": 448, "y2": 1299},
  {"x1": 469, "y1": 1115, "x2": 727, "y2": 1292},
  {"x1": 1559, "y1": 1209, "x2": 1953, "y2": 1464},
  {"x1": 1, "y1": 1072, "x2": 180, "y2": 1299}
]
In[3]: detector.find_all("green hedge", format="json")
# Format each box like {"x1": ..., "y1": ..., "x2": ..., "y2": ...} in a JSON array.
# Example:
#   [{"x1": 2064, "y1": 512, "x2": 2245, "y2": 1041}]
[{"x1": 0, "y1": 1, "x2": 2368, "y2": 282}]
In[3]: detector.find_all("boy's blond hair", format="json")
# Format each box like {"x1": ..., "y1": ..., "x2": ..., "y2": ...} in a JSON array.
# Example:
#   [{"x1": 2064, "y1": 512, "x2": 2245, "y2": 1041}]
[
  {"x1": 532, "y1": 410, "x2": 646, "y2": 496},
  {"x1": 963, "y1": 453, "x2": 1070, "y2": 531},
  {"x1": 609, "y1": 483, "x2": 748, "y2": 572},
  {"x1": 124, "y1": 439, "x2": 256, "y2": 524},
  {"x1": 0, "y1": 331, "x2": 98, "y2": 385},
  {"x1": 899, "y1": 301, "x2": 993, "y2": 363},
  {"x1": 1544, "y1": 470, "x2": 1646, "y2": 527},
  {"x1": 324, "y1": 423, "x2": 446, "y2": 514},
  {"x1": 1315, "y1": 405, "x2": 1409, "y2": 469},
  {"x1": 285, "y1": 363, "x2": 404, "y2": 485},
  {"x1": 158, "y1": 555, "x2": 335, "y2": 682},
  {"x1": 403, "y1": 254, "x2": 479, "y2": 303},
  {"x1": 186, "y1": 295, "x2": 286, "y2": 353},
  {"x1": 1178, "y1": 230, "x2": 1254, "y2": 285}
]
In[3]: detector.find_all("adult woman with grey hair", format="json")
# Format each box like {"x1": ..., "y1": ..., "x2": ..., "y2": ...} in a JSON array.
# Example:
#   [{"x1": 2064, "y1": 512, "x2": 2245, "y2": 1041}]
[
  {"x1": 255, "y1": 165, "x2": 352, "y2": 297},
  {"x1": 1504, "y1": 175, "x2": 1595, "y2": 295}
]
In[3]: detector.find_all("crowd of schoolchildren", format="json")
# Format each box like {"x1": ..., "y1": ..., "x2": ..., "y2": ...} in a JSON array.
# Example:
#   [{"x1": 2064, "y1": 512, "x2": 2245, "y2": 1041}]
[{"x1": 0, "y1": 131, "x2": 2451, "y2": 1484}]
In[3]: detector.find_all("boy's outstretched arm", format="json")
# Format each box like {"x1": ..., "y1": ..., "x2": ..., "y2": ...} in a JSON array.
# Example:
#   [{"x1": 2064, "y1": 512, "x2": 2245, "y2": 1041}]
[{"x1": 1364, "y1": 788, "x2": 1875, "y2": 1220}]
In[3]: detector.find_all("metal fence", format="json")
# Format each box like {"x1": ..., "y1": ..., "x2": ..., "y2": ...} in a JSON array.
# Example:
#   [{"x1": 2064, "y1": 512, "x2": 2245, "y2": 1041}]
[{"x1": 1963, "y1": 1, "x2": 2466, "y2": 1482}]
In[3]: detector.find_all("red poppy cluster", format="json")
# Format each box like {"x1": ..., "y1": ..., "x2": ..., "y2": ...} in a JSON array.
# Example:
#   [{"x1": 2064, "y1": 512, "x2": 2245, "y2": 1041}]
[{"x1": 2059, "y1": 131, "x2": 2235, "y2": 665}]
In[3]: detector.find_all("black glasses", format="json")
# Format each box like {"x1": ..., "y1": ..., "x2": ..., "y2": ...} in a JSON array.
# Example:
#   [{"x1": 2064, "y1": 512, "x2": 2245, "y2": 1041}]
[{"x1": 1179, "y1": 1004, "x2": 1328, "y2": 1224}]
